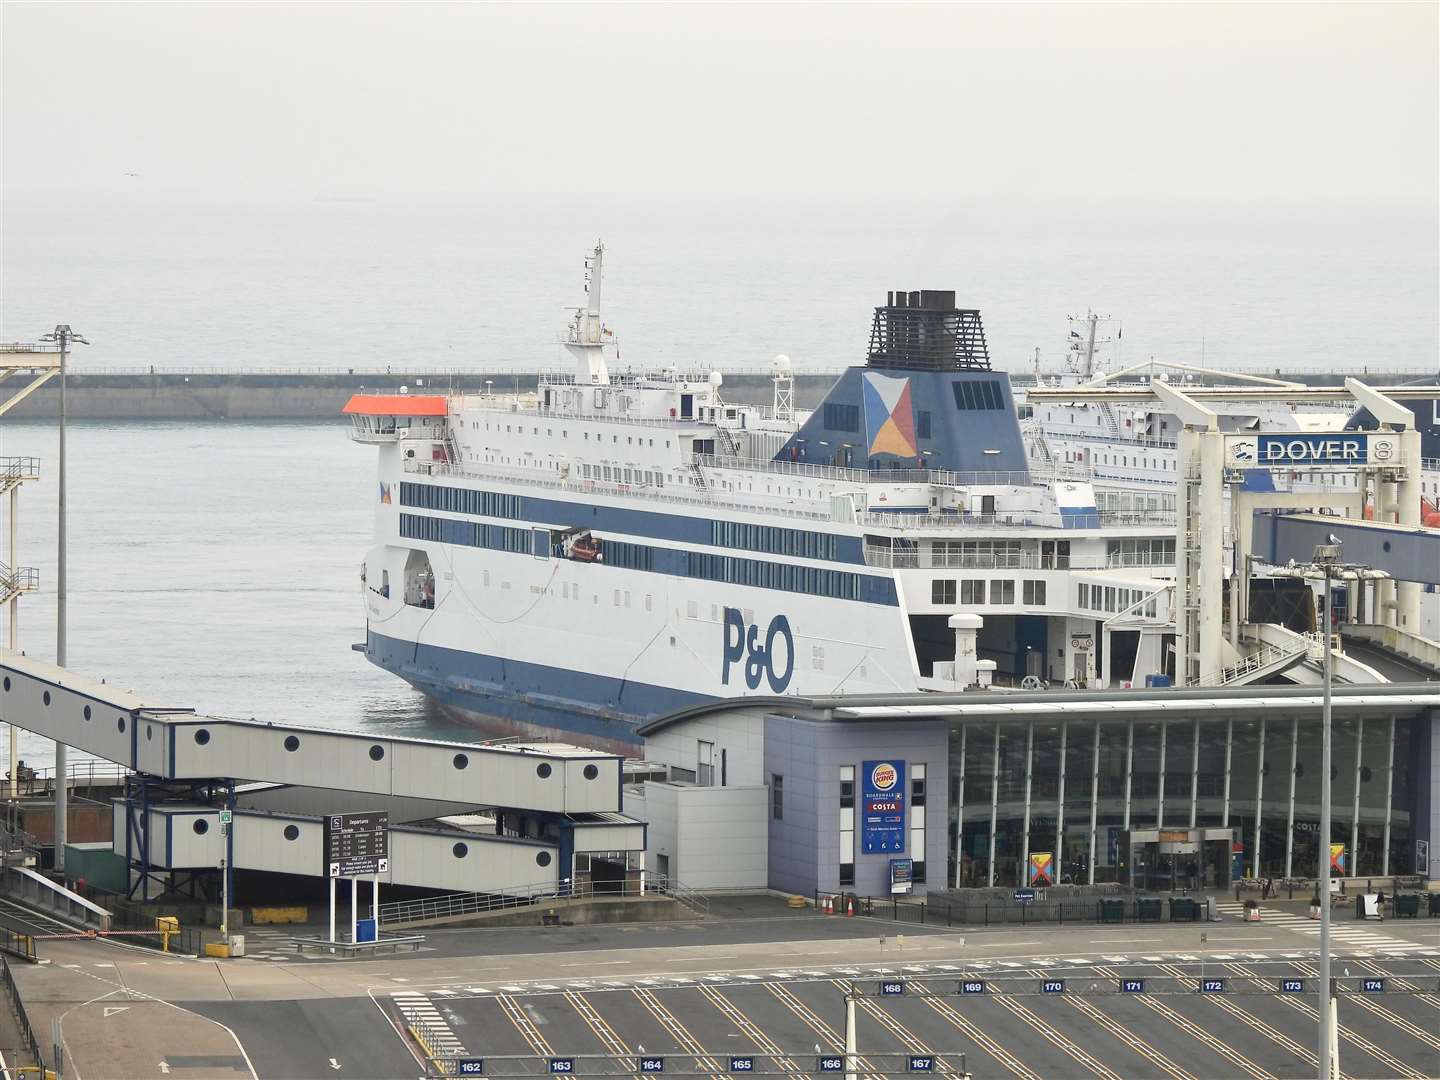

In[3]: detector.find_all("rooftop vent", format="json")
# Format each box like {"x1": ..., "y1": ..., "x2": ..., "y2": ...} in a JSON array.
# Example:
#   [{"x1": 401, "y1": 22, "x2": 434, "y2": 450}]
[{"x1": 866, "y1": 290, "x2": 991, "y2": 372}]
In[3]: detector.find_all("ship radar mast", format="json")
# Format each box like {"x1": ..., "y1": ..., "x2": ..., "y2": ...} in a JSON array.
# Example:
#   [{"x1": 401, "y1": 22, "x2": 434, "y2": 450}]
[{"x1": 566, "y1": 240, "x2": 612, "y2": 385}]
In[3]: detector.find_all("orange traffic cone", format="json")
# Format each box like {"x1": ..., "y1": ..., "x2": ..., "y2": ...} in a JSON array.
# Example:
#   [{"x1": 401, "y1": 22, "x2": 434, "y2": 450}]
[
  {"x1": 823, "y1": 894, "x2": 833, "y2": 915},
  {"x1": 846, "y1": 895, "x2": 856, "y2": 917}
]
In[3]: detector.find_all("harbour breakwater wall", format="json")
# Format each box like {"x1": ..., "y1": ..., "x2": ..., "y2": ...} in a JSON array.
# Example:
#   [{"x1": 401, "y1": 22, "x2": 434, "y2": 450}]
[{"x1": 0, "y1": 368, "x2": 1422, "y2": 421}]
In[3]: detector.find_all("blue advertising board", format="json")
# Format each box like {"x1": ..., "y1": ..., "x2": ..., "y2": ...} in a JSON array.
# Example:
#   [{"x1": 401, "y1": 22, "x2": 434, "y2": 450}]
[{"x1": 862, "y1": 760, "x2": 906, "y2": 854}]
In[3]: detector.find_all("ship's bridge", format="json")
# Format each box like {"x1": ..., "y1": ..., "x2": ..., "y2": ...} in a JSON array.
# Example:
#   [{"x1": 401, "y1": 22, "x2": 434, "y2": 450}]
[{"x1": 343, "y1": 392, "x2": 448, "y2": 443}]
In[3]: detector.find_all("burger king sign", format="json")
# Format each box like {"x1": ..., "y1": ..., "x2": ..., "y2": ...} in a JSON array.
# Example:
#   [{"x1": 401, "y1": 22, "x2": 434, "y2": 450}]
[{"x1": 861, "y1": 759, "x2": 907, "y2": 853}]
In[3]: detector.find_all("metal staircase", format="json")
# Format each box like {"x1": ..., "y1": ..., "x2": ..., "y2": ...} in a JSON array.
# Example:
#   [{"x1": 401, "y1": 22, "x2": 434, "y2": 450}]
[
  {"x1": 1199, "y1": 633, "x2": 1315, "y2": 687},
  {"x1": 0, "y1": 458, "x2": 39, "y2": 498},
  {"x1": 0, "y1": 564, "x2": 38, "y2": 608},
  {"x1": 1099, "y1": 402, "x2": 1123, "y2": 439},
  {"x1": 688, "y1": 461, "x2": 708, "y2": 491}
]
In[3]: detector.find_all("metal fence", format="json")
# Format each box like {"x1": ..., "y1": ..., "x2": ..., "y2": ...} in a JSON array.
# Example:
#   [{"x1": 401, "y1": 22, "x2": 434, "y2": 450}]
[
  {"x1": 819, "y1": 889, "x2": 1214, "y2": 927},
  {"x1": 0, "y1": 953, "x2": 44, "y2": 1072},
  {"x1": 379, "y1": 876, "x2": 707, "y2": 927}
]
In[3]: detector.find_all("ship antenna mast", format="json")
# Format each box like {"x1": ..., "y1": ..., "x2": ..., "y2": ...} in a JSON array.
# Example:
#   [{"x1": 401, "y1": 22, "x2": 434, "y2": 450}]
[{"x1": 566, "y1": 240, "x2": 611, "y2": 385}]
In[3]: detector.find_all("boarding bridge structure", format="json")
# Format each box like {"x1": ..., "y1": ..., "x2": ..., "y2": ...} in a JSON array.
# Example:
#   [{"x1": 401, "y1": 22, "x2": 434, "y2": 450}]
[
  {"x1": 1028, "y1": 378, "x2": 1440, "y2": 687},
  {"x1": 0, "y1": 649, "x2": 643, "y2": 901}
]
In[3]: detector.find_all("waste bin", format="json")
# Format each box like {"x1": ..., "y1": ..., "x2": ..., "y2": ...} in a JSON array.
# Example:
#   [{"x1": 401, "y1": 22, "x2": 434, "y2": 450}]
[
  {"x1": 356, "y1": 917, "x2": 377, "y2": 943},
  {"x1": 1099, "y1": 898, "x2": 1125, "y2": 924},
  {"x1": 1394, "y1": 894, "x2": 1420, "y2": 918},
  {"x1": 1136, "y1": 897, "x2": 1162, "y2": 922},
  {"x1": 1169, "y1": 897, "x2": 1199, "y2": 922}
]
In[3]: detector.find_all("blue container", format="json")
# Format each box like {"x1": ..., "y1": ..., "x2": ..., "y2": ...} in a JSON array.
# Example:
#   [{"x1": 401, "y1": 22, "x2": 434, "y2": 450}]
[
  {"x1": 356, "y1": 917, "x2": 377, "y2": 943},
  {"x1": 1144, "y1": 674, "x2": 1172, "y2": 688}
]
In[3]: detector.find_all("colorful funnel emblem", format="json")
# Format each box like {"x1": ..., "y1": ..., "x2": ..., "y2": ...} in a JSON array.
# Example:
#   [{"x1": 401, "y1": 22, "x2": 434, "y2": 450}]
[{"x1": 862, "y1": 372, "x2": 917, "y2": 458}]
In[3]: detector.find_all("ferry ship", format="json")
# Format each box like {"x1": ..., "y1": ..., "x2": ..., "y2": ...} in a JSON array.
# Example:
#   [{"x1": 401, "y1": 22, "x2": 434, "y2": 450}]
[{"x1": 347, "y1": 246, "x2": 1181, "y2": 753}]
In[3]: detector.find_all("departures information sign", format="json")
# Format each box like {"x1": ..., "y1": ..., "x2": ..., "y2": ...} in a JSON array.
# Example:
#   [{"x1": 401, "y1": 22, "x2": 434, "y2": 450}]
[{"x1": 323, "y1": 811, "x2": 389, "y2": 877}]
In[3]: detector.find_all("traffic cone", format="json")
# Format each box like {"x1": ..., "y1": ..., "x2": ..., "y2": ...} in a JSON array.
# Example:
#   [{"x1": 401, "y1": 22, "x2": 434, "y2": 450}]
[
  {"x1": 823, "y1": 894, "x2": 833, "y2": 915},
  {"x1": 846, "y1": 895, "x2": 855, "y2": 917}
]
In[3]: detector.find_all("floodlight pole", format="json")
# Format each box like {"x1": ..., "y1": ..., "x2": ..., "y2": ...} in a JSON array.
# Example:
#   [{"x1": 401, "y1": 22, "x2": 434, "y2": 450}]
[{"x1": 42, "y1": 325, "x2": 86, "y2": 875}]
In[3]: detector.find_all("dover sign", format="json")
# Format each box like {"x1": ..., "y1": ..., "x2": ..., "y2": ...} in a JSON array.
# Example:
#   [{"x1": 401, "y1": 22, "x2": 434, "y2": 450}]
[{"x1": 1227, "y1": 433, "x2": 1397, "y2": 468}]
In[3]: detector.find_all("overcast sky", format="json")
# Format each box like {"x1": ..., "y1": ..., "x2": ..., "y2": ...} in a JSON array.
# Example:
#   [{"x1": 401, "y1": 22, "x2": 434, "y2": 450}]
[{"x1": 3, "y1": 2, "x2": 1435, "y2": 208}]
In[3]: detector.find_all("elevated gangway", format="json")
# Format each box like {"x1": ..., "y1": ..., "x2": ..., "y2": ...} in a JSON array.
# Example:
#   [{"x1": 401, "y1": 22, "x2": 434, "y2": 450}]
[
  {"x1": 1339, "y1": 624, "x2": 1440, "y2": 681},
  {"x1": 1243, "y1": 622, "x2": 1388, "y2": 685},
  {"x1": 0, "y1": 649, "x2": 621, "y2": 813}
]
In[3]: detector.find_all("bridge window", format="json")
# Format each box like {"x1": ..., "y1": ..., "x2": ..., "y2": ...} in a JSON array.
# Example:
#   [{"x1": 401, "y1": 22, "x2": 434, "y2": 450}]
[
  {"x1": 283, "y1": 825, "x2": 299, "y2": 841},
  {"x1": 194, "y1": 729, "x2": 210, "y2": 745},
  {"x1": 118, "y1": 717, "x2": 126, "y2": 733},
  {"x1": 453, "y1": 842, "x2": 468, "y2": 858},
  {"x1": 536, "y1": 851, "x2": 552, "y2": 867},
  {"x1": 42, "y1": 691, "x2": 50, "y2": 706},
  {"x1": 536, "y1": 763, "x2": 553, "y2": 779},
  {"x1": 192, "y1": 819, "x2": 209, "y2": 835},
  {"x1": 583, "y1": 764, "x2": 599, "y2": 780},
  {"x1": 83, "y1": 705, "x2": 91, "y2": 721},
  {"x1": 284, "y1": 735, "x2": 300, "y2": 752},
  {"x1": 824, "y1": 403, "x2": 860, "y2": 432},
  {"x1": 453, "y1": 753, "x2": 469, "y2": 770},
  {"x1": 369, "y1": 744, "x2": 386, "y2": 761}
]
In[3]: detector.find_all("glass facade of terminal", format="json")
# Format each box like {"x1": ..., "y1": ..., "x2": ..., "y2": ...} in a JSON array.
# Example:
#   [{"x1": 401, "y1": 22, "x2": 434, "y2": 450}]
[{"x1": 946, "y1": 714, "x2": 1419, "y2": 889}]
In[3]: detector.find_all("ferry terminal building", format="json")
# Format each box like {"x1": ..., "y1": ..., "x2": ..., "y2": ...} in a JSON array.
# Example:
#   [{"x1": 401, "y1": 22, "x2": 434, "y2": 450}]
[{"x1": 628, "y1": 684, "x2": 1439, "y2": 896}]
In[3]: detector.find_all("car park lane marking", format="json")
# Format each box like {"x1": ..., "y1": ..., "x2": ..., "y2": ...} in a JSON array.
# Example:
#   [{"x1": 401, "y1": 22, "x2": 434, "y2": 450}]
[
  {"x1": 1092, "y1": 966, "x2": 1273, "y2": 1080},
  {"x1": 919, "y1": 991, "x2": 1042, "y2": 1080}
]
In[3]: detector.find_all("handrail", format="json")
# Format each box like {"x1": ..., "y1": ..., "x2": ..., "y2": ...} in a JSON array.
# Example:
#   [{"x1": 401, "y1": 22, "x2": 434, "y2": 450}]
[
  {"x1": 0, "y1": 954, "x2": 44, "y2": 1070},
  {"x1": 1200, "y1": 635, "x2": 1314, "y2": 687},
  {"x1": 377, "y1": 875, "x2": 706, "y2": 926}
]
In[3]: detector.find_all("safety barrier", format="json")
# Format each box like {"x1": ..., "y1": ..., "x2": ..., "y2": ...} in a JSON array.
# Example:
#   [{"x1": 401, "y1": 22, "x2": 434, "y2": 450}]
[
  {"x1": 378, "y1": 875, "x2": 707, "y2": 927},
  {"x1": 0, "y1": 953, "x2": 44, "y2": 1073}
]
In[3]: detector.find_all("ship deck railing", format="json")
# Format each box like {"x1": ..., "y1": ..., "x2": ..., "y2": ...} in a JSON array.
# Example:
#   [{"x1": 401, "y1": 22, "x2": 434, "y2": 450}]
[
  {"x1": 692, "y1": 453, "x2": 1094, "y2": 488},
  {"x1": 406, "y1": 459, "x2": 1175, "y2": 533},
  {"x1": 538, "y1": 369, "x2": 718, "y2": 388}
]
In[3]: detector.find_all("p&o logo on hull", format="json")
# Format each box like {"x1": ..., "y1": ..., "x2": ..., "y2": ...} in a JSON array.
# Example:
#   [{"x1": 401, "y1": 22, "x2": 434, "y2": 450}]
[{"x1": 722, "y1": 607, "x2": 794, "y2": 693}]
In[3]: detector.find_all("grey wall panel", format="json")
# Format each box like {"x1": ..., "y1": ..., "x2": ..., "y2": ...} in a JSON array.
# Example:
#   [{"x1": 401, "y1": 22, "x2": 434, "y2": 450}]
[
  {"x1": 0, "y1": 660, "x2": 143, "y2": 768},
  {"x1": 571, "y1": 822, "x2": 645, "y2": 853},
  {"x1": 234, "y1": 785, "x2": 478, "y2": 822},
  {"x1": 674, "y1": 786, "x2": 767, "y2": 889},
  {"x1": 388, "y1": 829, "x2": 557, "y2": 892},
  {"x1": 234, "y1": 815, "x2": 327, "y2": 877},
  {"x1": 765, "y1": 715, "x2": 949, "y2": 898},
  {"x1": 562, "y1": 757, "x2": 624, "y2": 813},
  {"x1": 644, "y1": 707, "x2": 768, "y2": 786}
]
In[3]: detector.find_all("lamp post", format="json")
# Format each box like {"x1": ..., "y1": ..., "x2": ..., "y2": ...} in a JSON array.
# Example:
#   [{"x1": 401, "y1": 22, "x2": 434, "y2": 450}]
[
  {"x1": 38, "y1": 325, "x2": 86, "y2": 875},
  {"x1": 1310, "y1": 539, "x2": 1351, "y2": 1080}
]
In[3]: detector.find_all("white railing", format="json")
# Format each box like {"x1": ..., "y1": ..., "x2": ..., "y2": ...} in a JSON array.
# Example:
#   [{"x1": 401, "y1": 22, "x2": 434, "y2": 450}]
[
  {"x1": 1200, "y1": 636, "x2": 1314, "y2": 687},
  {"x1": 377, "y1": 875, "x2": 706, "y2": 926},
  {"x1": 407, "y1": 460, "x2": 1176, "y2": 535}
]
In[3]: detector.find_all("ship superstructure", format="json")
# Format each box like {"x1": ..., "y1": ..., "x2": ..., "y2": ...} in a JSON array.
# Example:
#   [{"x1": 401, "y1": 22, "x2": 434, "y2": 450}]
[{"x1": 348, "y1": 247, "x2": 1180, "y2": 753}]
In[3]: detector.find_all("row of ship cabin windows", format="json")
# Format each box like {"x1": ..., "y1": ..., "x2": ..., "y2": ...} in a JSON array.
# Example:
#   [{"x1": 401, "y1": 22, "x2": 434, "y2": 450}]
[
  {"x1": 931, "y1": 578, "x2": 1046, "y2": 606},
  {"x1": 1078, "y1": 582, "x2": 1159, "y2": 618},
  {"x1": 470, "y1": 419, "x2": 672, "y2": 451}
]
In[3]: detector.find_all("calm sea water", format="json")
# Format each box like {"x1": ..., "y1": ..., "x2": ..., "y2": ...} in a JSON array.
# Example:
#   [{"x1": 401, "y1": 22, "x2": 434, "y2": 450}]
[
  {"x1": 0, "y1": 419, "x2": 463, "y2": 770},
  {"x1": 0, "y1": 195, "x2": 1435, "y2": 765}
]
